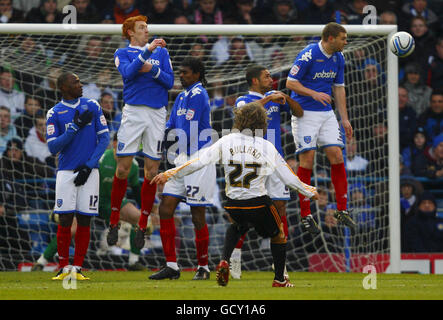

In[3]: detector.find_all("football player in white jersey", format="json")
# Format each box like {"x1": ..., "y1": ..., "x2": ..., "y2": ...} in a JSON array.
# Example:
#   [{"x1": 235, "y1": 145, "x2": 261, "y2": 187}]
[
  {"x1": 151, "y1": 102, "x2": 318, "y2": 287},
  {"x1": 286, "y1": 22, "x2": 356, "y2": 232}
]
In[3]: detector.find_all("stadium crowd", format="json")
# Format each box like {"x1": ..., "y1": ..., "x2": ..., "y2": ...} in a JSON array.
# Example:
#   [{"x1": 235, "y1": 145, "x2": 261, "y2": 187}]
[{"x1": 1, "y1": 0, "x2": 443, "y2": 266}]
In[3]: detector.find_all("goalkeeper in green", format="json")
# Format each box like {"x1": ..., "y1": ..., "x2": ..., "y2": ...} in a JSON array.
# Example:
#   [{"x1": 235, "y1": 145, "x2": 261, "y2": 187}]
[{"x1": 33, "y1": 134, "x2": 151, "y2": 271}]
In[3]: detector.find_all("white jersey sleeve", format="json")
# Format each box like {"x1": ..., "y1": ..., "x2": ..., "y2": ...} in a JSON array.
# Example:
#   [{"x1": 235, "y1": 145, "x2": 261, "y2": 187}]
[
  {"x1": 163, "y1": 138, "x2": 223, "y2": 180},
  {"x1": 265, "y1": 144, "x2": 317, "y2": 198}
]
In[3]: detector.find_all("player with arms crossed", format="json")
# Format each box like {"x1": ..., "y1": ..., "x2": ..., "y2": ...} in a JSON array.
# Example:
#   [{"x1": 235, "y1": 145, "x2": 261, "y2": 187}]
[
  {"x1": 231, "y1": 64, "x2": 303, "y2": 279},
  {"x1": 286, "y1": 22, "x2": 356, "y2": 232},
  {"x1": 151, "y1": 102, "x2": 318, "y2": 287},
  {"x1": 149, "y1": 57, "x2": 215, "y2": 281},
  {"x1": 108, "y1": 15, "x2": 174, "y2": 248},
  {"x1": 46, "y1": 72, "x2": 110, "y2": 280}
]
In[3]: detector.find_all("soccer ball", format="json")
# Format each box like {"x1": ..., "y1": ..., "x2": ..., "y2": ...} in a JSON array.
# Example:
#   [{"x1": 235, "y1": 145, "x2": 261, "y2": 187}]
[{"x1": 389, "y1": 32, "x2": 415, "y2": 58}]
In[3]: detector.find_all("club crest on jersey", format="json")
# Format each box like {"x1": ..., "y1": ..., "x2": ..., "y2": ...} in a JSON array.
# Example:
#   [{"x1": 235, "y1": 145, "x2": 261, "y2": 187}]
[
  {"x1": 290, "y1": 65, "x2": 300, "y2": 76},
  {"x1": 57, "y1": 199, "x2": 63, "y2": 208},
  {"x1": 304, "y1": 136, "x2": 312, "y2": 144},
  {"x1": 118, "y1": 142, "x2": 125, "y2": 151},
  {"x1": 47, "y1": 124, "x2": 55, "y2": 135},
  {"x1": 186, "y1": 109, "x2": 195, "y2": 120}
]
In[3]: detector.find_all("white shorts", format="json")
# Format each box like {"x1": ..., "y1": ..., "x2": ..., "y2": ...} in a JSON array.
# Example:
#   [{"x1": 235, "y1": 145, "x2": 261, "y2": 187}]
[
  {"x1": 291, "y1": 110, "x2": 344, "y2": 154},
  {"x1": 162, "y1": 154, "x2": 216, "y2": 206},
  {"x1": 54, "y1": 169, "x2": 100, "y2": 216},
  {"x1": 265, "y1": 174, "x2": 290, "y2": 201},
  {"x1": 116, "y1": 104, "x2": 167, "y2": 160}
]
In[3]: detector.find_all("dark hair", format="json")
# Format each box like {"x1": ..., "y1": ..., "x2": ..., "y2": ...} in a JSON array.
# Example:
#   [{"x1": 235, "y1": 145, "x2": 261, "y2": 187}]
[
  {"x1": 322, "y1": 22, "x2": 347, "y2": 41},
  {"x1": 245, "y1": 65, "x2": 266, "y2": 87},
  {"x1": 181, "y1": 56, "x2": 207, "y2": 87},
  {"x1": 56, "y1": 72, "x2": 74, "y2": 92}
]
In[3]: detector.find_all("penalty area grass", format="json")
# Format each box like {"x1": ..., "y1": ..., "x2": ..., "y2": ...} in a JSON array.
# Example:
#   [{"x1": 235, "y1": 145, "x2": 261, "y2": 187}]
[{"x1": 0, "y1": 271, "x2": 442, "y2": 300}]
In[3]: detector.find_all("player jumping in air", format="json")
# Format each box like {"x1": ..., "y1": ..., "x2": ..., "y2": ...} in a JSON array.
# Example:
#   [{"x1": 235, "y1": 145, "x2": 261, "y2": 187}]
[
  {"x1": 231, "y1": 64, "x2": 303, "y2": 279},
  {"x1": 151, "y1": 102, "x2": 318, "y2": 287},
  {"x1": 286, "y1": 22, "x2": 356, "y2": 232},
  {"x1": 108, "y1": 15, "x2": 174, "y2": 248},
  {"x1": 149, "y1": 57, "x2": 214, "y2": 281},
  {"x1": 46, "y1": 72, "x2": 110, "y2": 280}
]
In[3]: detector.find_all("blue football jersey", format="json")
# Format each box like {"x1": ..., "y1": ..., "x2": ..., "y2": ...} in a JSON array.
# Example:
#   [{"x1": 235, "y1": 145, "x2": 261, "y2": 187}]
[
  {"x1": 46, "y1": 98, "x2": 109, "y2": 170},
  {"x1": 287, "y1": 41, "x2": 345, "y2": 112},
  {"x1": 114, "y1": 44, "x2": 174, "y2": 108},
  {"x1": 166, "y1": 82, "x2": 212, "y2": 156},
  {"x1": 235, "y1": 91, "x2": 291, "y2": 157}
]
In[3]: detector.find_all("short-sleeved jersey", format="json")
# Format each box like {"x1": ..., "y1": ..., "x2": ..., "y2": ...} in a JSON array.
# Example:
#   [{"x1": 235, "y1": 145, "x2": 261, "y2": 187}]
[
  {"x1": 165, "y1": 132, "x2": 316, "y2": 201},
  {"x1": 166, "y1": 81, "x2": 212, "y2": 156},
  {"x1": 98, "y1": 148, "x2": 139, "y2": 202},
  {"x1": 287, "y1": 41, "x2": 345, "y2": 112},
  {"x1": 235, "y1": 91, "x2": 291, "y2": 157},
  {"x1": 114, "y1": 44, "x2": 174, "y2": 108},
  {"x1": 46, "y1": 97, "x2": 109, "y2": 170}
]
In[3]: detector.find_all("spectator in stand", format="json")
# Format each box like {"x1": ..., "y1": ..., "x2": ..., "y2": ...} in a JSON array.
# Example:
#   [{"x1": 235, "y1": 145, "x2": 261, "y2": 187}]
[
  {"x1": 0, "y1": 137, "x2": 53, "y2": 211},
  {"x1": 24, "y1": 110, "x2": 53, "y2": 167},
  {"x1": 401, "y1": 0, "x2": 439, "y2": 34},
  {"x1": 300, "y1": 0, "x2": 336, "y2": 25},
  {"x1": 0, "y1": 68, "x2": 25, "y2": 120},
  {"x1": 379, "y1": 10, "x2": 397, "y2": 25},
  {"x1": 33, "y1": 64, "x2": 61, "y2": 112},
  {"x1": 12, "y1": 0, "x2": 41, "y2": 13},
  {"x1": 427, "y1": 37, "x2": 443, "y2": 91},
  {"x1": 403, "y1": 16, "x2": 436, "y2": 74},
  {"x1": 0, "y1": 0, "x2": 25, "y2": 23},
  {"x1": 400, "y1": 177, "x2": 423, "y2": 220},
  {"x1": 216, "y1": 36, "x2": 254, "y2": 73},
  {"x1": 189, "y1": 0, "x2": 223, "y2": 24},
  {"x1": 25, "y1": 0, "x2": 63, "y2": 23},
  {"x1": 211, "y1": 35, "x2": 254, "y2": 67},
  {"x1": 402, "y1": 126, "x2": 430, "y2": 176},
  {"x1": 266, "y1": 0, "x2": 300, "y2": 24},
  {"x1": 345, "y1": 0, "x2": 376, "y2": 25},
  {"x1": 69, "y1": 36, "x2": 107, "y2": 81},
  {"x1": 422, "y1": 133, "x2": 443, "y2": 179},
  {"x1": 0, "y1": 106, "x2": 17, "y2": 156},
  {"x1": 345, "y1": 136, "x2": 369, "y2": 175},
  {"x1": 403, "y1": 191, "x2": 443, "y2": 253},
  {"x1": 144, "y1": 0, "x2": 178, "y2": 24},
  {"x1": 247, "y1": 35, "x2": 282, "y2": 67},
  {"x1": 82, "y1": 67, "x2": 119, "y2": 107},
  {"x1": 417, "y1": 90, "x2": 443, "y2": 145},
  {"x1": 70, "y1": 0, "x2": 101, "y2": 23},
  {"x1": 348, "y1": 182, "x2": 375, "y2": 232},
  {"x1": 398, "y1": 86, "x2": 417, "y2": 151},
  {"x1": 99, "y1": 92, "x2": 121, "y2": 135},
  {"x1": 224, "y1": 0, "x2": 263, "y2": 25},
  {"x1": 14, "y1": 95, "x2": 42, "y2": 139},
  {"x1": 402, "y1": 63, "x2": 432, "y2": 116}
]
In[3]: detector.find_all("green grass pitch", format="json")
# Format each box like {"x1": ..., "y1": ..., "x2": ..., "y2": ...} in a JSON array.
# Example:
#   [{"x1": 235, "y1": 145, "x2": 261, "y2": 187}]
[{"x1": 1, "y1": 271, "x2": 443, "y2": 300}]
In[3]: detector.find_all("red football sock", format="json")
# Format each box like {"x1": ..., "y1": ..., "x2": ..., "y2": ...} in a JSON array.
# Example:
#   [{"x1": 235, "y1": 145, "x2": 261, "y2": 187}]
[
  {"x1": 110, "y1": 174, "x2": 127, "y2": 226},
  {"x1": 73, "y1": 225, "x2": 90, "y2": 268},
  {"x1": 297, "y1": 166, "x2": 312, "y2": 218},
  {"x1": 195, "y1": 224, "x2": 209, "y2": 266},
  {"x1": 281, "y1": 215, "x2": 288, "y2": 240},
  {"x1": 56, "y1": 225, "x2": 71, "y2": 268},
  {"x1": 331, "y1": 162, "x2": 348, "y2": 211},
  {"x1": 160, "y1": 218, "x2": 176, "y2": 263},
  {"x1": 235, "y1": 233, "x2": 247, "y2": 249},
  {"x1": 138, "y1": 178, "x2": 156, "y2": 229}
]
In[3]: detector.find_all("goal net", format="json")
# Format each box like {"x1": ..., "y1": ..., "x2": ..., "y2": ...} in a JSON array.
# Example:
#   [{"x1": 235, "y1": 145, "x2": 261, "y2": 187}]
[{"x1": 0, "y1": 24, "x2": 399, "y2": 273}]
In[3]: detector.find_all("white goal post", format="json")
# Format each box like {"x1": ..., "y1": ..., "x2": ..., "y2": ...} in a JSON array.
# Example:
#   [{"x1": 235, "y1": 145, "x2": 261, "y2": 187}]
[{"x1": 0, "y1": 23, "x2": 400, "y2": 273}]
